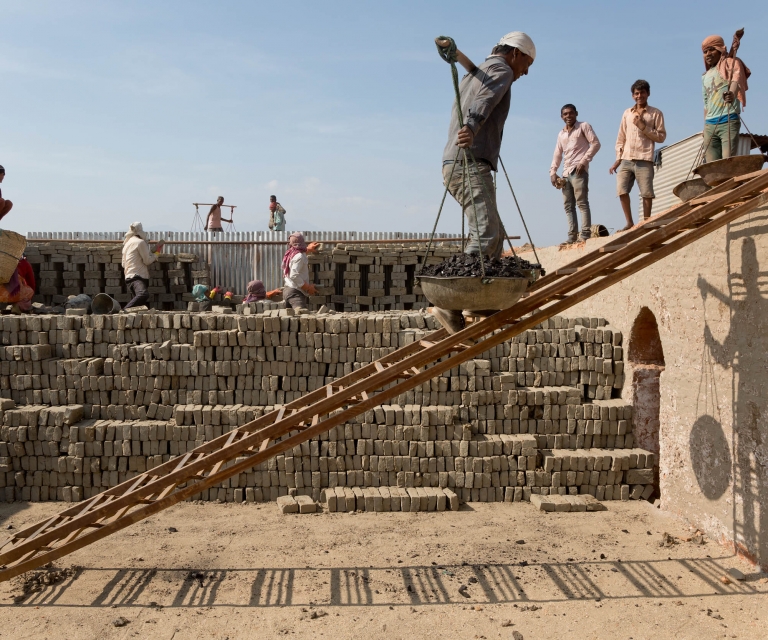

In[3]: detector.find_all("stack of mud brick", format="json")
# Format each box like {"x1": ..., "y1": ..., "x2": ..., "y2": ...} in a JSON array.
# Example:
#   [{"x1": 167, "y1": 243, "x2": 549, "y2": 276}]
[
  {"x1": 293, "y1": 242, "x2": 458, "y2": 313},
  {"x1": 0, "y1": 309, "x2": 657, "y2": 508},
  {"x1": 24, "y1": 242, "x2": 208, "y2": 310}
]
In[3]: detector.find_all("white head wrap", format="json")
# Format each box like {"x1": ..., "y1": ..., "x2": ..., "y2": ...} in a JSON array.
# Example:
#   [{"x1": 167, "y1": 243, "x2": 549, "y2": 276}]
[
  {"x1": 497, "y1": 31, "x2": 536, "y2": 61},
  {"x1": 124, "y1": 221, "x2": 146, "y2": 242}
]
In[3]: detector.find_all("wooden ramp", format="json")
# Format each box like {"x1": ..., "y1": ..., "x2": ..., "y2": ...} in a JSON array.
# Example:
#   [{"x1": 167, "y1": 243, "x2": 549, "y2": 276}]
[{"x1": 2, "y1": 169, "x2": 767, "y2": 583}]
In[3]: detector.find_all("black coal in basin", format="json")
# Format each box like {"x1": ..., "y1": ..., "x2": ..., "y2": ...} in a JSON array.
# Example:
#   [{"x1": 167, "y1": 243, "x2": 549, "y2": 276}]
[{"x1": 419, "y1": 253, "x2": 544, "y2": 279}]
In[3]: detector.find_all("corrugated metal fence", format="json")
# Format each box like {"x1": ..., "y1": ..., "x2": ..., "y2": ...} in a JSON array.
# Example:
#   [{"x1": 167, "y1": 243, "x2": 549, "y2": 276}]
[{"x1": 26, "y1": 231, "x2": 459, "y2": 293}]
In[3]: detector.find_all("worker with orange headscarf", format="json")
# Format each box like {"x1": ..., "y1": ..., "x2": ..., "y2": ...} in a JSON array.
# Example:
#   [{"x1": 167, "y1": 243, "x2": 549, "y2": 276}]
[{"x1": 701, "y1": 32, "x2": 750, "y2": 162}]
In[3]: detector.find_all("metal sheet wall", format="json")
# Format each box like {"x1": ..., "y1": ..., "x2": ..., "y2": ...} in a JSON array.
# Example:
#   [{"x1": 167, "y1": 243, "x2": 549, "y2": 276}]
[
  {"x1": 26, "y1": 231, "x2": 458, "y2": 293},
  {"x1": 651, "y1": 133, "x2": 754, "y2": 216}
]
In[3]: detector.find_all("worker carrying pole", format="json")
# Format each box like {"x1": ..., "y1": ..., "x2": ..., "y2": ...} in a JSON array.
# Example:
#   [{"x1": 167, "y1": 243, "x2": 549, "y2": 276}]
[{"x1": 432, "y1": 31, "x2": 536, "y2": 334}]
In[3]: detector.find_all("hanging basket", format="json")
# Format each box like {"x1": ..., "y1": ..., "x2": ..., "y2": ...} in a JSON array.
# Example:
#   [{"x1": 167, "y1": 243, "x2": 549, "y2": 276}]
[
  {"x1": 0, "y1": 229, "x2": 26, "y2": 285},
  {"x1": 419, "y1": 274, "x2": 533, "y2": 312}
]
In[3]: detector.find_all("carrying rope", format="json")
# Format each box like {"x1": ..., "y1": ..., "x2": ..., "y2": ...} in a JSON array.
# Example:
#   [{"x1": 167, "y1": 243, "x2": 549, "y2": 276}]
[{"x1": 422, "y1": 36, "x2": 541, "y2": 280}]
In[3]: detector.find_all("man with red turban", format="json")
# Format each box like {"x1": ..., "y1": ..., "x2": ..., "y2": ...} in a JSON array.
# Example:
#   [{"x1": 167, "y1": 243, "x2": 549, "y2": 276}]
[{"x1": 701, "y1": 33, "x2": 750, "y2": 162}]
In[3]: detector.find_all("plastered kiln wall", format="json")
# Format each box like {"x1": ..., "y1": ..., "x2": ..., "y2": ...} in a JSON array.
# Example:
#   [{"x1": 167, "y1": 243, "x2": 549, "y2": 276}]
[{"x1": 519, "y1": 202, "x2": 768, "y2": 568}]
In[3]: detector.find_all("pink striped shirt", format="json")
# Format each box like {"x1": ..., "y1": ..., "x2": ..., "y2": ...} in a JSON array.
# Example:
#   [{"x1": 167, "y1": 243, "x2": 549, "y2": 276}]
[{"x1": 550, "y1": 121, "x2": 601, "y2": 177}]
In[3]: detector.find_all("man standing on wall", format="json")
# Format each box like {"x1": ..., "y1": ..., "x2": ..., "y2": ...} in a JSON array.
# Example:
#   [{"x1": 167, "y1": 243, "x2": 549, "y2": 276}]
[
  {"x1": 269, "y1": 195, "x2": 286, "y2": 232},
  {"x1": 550, "y1": 104, "x2": 601, "y2": 244},
  {"x1": 701, "y1": 32, "x2": 750, "y2": 162},
  {"x1": 434, "y1": 31, "x2": 536, "y2": 334},
  {"x1": 609, "y1": 80, "x2": 666, "y2": 231}
]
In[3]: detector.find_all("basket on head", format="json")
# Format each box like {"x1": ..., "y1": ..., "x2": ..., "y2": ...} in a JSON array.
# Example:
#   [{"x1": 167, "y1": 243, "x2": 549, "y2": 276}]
[{"x1": 0, "y1": 229, "x2": 26, "y2": 284}]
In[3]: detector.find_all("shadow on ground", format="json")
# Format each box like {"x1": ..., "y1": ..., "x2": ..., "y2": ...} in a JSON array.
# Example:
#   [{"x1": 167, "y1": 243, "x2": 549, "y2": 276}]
[{"x1": 6, "y1": 555, "x2": 764, "y2": 609}]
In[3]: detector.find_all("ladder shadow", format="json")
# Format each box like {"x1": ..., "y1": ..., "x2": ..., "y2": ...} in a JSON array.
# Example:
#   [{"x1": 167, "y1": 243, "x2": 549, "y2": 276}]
[{"x1": 3, "y1": 556, "x2": 763, "y2": 608}]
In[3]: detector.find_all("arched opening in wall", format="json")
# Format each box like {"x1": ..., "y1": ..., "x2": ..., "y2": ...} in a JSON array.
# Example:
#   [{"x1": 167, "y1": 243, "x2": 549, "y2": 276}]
[{"x1": 628, "y1": 307, "x2": 665, "y2": 497}]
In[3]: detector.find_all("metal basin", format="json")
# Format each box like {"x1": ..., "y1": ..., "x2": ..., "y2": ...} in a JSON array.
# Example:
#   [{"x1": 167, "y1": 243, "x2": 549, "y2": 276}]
[
  {"x1": 673, "y1": 178, "x2": 711, "y2": 203},
  {"x1": 694, "y1": 155, "x2": 766, "y2": 186},
  {"x1": 419, "y1": 275, "x2": 532, "y2": 312}
]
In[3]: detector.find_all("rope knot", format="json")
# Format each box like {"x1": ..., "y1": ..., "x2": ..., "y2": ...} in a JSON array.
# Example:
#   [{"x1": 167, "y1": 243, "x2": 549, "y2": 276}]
[{"x1": 435, "y1": 36, "x2": 458, "y2": 63}]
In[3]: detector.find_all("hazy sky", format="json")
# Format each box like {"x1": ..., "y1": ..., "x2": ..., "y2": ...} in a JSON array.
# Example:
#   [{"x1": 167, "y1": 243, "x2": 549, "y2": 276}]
[{"x1": 2, "y1": 1, "x2": 766, "y2": 245}]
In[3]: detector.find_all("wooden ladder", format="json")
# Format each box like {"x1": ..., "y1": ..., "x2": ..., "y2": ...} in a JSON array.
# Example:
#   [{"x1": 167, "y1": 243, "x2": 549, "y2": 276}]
[{"x1": 2, "y1": 169, "x2": 767, "y2": 583}]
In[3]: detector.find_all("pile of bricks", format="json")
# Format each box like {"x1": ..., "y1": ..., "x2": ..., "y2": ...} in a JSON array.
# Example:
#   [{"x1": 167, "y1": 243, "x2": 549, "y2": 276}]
[
  {"x1": 298, "y1": 243, "x2": 459, "y2": 312},
  {"x1": 25, "y1": 242, "x2": 208, "y2": 310},
  {"x1": 0, "y1": 306, "x2": 658, "y2": 509}
]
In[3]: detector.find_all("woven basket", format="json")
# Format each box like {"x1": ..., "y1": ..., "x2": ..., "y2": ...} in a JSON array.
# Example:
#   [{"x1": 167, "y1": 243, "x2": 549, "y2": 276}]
[{"x1": 0, "y1": 229, "x2": 27, "y2": 284}]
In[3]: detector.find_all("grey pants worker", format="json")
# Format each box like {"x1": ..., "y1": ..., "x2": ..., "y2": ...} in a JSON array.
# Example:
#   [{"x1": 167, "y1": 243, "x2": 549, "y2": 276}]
[
  {"x1": 442, "y1": 161, "x2": 502, "y2": 258},
  {"x1": 562, "y1": 172, "x2": 592, "y2": 242},
  {"x1": 124, "y1": 276, "x2": 149, "y2": 309},
  {"x1": 283, "y1": 286, "x2": 308, "y2": 310},
  {"x1": 703, "y1": 119, "x2": 740, "y2": 163}
]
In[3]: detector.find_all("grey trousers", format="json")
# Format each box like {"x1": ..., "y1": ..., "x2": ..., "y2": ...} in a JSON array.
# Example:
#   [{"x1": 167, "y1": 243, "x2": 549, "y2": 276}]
[
  {"x1": 443, "y1": 161, "x2": 503, "y2": 258},
  {"x1": 283, "y1": 286, "x2": 308, "y2": 310},
  {"x1": 562, "y1": 172, "x2": 592, "y2": 241},
  {"x1": 124, "y1": 277, "x2": 149, "y2": 309},
  {"x1": 703, "y1": 119, "x2": 740, "y2": 162}
]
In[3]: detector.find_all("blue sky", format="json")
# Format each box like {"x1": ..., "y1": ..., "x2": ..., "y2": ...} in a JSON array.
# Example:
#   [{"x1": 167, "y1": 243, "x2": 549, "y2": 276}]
[{"x1": 2, "y1": 1, "x2": 766, "y2": 246}]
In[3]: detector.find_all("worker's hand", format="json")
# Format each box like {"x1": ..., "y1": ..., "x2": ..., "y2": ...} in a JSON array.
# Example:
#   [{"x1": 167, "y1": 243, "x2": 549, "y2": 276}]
[
  {"x1": 574, "y1": 164, "x2": 587, "y2": 176},
  {"x1": 301, "y1": 283, "x2": 317, "y2": 296},
  {"x1": 307, "y1": 242, "x2": 321, "y2": 254},
  {"x1": 632, "y1": 114, "x2": 646, "y2": 131},
  {"x1": 456, "y1": 125, "x2": 474, "y2": 149},
  {"x1": 609, "y1": 160, "x2": 621, "y2": 175},
  {"x1": 550, "y1": 174, "x2": 560, "y2": 187},
  {"x1": 723, "y1": 90, "x2": 734, "y2": 104},
  {"x1": 266, "y1": 288, "x2": 282, "y2": 300}
]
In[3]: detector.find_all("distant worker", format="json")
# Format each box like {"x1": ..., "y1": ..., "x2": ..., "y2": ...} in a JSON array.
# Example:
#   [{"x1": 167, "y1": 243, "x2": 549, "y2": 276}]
[
  {"x1": 192, "y1": 284, "x2": 212, "y2": 312},
  {"x1": 243, "y1": 279, "x2": 267, "y2": 303},
  {"x1": 550, "y1": 104, "x2": 601, "y2": 244},
  {"x1": 269, "y1": 195, "x2": 286, "y2": 232},
  {"x1": 609, "y1": 80, "x2": 666, "y2": 231},
  {"x1": 701, "y1": 32, "x2": 750, "y2": 162},
  {"x1": 121, "y1": 222, "x2": 164, "y2": 309},
  {"x1": 434, "y1": 31, "x2": 536, "y2": 333},
  {"x1": 281, "y1": 233, "x2": 320, "y2": 310},
  {"x1": 0, "y1": 165, "x2": 13, "y2": 222},
  {"x1": 205, "y1": 196, "x2": 232, "y2": 233}
]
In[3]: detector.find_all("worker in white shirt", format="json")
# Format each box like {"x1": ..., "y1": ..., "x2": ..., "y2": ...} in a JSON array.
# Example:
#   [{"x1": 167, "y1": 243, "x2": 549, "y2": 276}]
[
  {"x1": 280, "y1": 232, "x2": 320, "y2": 310},
  {"x1": 121, "y1": 222, "x2": 164, "y2": 309}
]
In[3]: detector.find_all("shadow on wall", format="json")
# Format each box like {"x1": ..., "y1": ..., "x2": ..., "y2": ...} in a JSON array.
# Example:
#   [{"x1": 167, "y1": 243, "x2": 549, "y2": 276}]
[
  {"x1": 628, "y1": 307, "x2": 664, "y2": 498},
  {"x1": 698, "y1": 217, "x2": 768, "y2": 569}
]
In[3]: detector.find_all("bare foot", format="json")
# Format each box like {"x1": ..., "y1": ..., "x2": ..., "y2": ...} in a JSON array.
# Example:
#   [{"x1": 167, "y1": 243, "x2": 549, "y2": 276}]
[{"x1": 616, "y1": 223, "x2": 633, "y2": 234}]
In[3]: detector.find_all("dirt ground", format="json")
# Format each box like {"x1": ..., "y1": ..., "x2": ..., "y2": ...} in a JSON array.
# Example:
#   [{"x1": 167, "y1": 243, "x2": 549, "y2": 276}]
[{"x1": 0, "y1": 499, "x2": 765, "y2": 640}]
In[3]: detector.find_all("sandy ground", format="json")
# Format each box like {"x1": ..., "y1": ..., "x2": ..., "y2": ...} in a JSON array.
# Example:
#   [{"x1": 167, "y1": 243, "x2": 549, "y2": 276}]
[{"x1": 0, "y1": 500, "x2": 765, "y2": 640}]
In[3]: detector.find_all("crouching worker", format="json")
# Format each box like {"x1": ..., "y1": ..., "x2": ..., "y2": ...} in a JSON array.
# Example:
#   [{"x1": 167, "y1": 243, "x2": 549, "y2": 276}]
[
  {"x1": 121, "y1": 222, "x2": 164, "y2": 309},
  {"x1": 281, "y1": 233, "x2": 320, "y2": 310},
  {"x1": 243, "y1": 279, "x2": 267, "y2": 303},
  {"x1": 192, "y1": 284, "x2": 212, "y2": 311},
  {"x1": 0, "y1": 259, "x2": 34, "y2": 311}
]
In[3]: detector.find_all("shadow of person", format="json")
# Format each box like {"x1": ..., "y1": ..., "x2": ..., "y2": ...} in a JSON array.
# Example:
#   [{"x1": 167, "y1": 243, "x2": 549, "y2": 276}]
[{"x1": 698, "y1": 235, "x2": 768, "y2": 568}]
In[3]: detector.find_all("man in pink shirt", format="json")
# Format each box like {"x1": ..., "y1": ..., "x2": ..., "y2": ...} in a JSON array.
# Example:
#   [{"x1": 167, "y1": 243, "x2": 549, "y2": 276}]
[
  {"x1": 609, "y1": 79, "x2": 666, "y2": 231},
  {"x1": 550, "y1": 104, "x2": 601, "y2": 243}
]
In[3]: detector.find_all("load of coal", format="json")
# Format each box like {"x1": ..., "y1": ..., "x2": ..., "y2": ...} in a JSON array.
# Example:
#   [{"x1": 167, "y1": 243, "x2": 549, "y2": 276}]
[{"x1": 419, "y1": 253, "x2": 544, "y2": 278}]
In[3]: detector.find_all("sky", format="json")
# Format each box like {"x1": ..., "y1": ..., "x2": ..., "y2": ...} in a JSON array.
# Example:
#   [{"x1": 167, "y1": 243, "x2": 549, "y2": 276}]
[{"x1": 1, "y1": 1, "x2": 767, "y2": 246}]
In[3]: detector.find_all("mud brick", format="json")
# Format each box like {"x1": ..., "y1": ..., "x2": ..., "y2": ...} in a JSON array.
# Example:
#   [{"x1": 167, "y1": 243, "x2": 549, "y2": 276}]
[
  {"x1": 625, "y1": 469, "x2": 654, "y2": 484},
  {"x1": 295, "y1": 494, "x2": 316, "y2": 513},
  {"x1": 277, "y1": 495, "x2": 298, "y2": 514}
]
